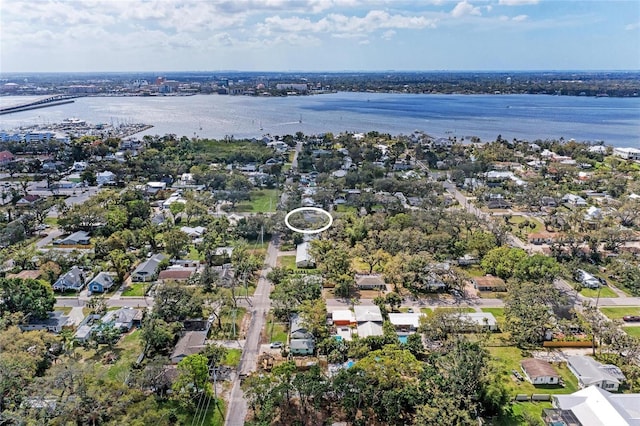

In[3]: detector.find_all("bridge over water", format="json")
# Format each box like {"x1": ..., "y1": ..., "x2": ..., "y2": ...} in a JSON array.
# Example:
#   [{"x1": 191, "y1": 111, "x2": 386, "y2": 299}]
[{"x1": 0, "y1": 94, "x2": 76, "y2": 115}]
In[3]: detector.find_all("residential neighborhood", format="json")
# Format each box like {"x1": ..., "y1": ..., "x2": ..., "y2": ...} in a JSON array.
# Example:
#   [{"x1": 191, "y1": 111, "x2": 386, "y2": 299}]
[{"x1": 1, "y1": 125, "x2": 640, "y2": 426}]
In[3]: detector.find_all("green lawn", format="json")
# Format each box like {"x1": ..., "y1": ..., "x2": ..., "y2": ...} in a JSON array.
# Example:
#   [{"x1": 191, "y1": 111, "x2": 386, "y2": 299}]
[
  {"x1": 277, "y1": 255, "x2": 296, "y2": 270},
  {"x1": 122, "y1": 283, "x2": 148, "y2": 297},
  {"x1": 267, "y1": 316, "x2": 289, "y2": 344},
  {"x1": 459, "y1": 265, "x2": 486, "y2": 278},
  {"x1": 159, "y1": 399, "x2": 225, "y2": 426},
  {"x1": 507, "y1": 215, "x2": 544, "y2": 234},
  {"x1": 54, "y1": 306, "x2": 72, "y2": 315},
  {"x1": 624, "y1": 327, "x2": 640, "y2": 338},
  {"x1": 580, "y1": 286, "x2": 618, "y2": 298},
  {"x1": 490, "y1": 401, "x2": 551, "y2": 426},
  {"x1": 335, "y1": 205, "x2": 358, "y2": 213},
  {"x1": 235, "y1": 189, "x2": 280, "y2": 213},
  {"x1": 44, "y1": 217, "x2": 58, "y2": 226},
  {"x1": 599, "y1": 306, "x2": 640, "y2": 320},
  {"x1": 187, "y1": 245, "x2": 204, "y2": 261},
  {"x1": 488, "y1": 346, "x2": 579, "y2": 397},
  {"x1": 433, "y1": 307, "x2": 477, "y2": 314},
  {"x1": 107, "y1": 330, "x2": 144, "y2": 382},
  {"x1": 210, "y1": 307, "x2": 247, "y2": 340},
  {"x1": 223, "y1": 348, "x2": 242, "y2": 367}
]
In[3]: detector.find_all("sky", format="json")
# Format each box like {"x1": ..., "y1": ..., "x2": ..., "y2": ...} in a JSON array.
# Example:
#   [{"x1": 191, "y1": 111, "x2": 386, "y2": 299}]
[{"x1": 1, "y1": 0, "x2": 639, "y2": 73}]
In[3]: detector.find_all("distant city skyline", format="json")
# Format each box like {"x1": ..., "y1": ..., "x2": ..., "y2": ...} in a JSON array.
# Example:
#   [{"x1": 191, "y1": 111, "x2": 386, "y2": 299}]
[{"x1": 1, "y1": 0, "x2": 639, "y2": 73}]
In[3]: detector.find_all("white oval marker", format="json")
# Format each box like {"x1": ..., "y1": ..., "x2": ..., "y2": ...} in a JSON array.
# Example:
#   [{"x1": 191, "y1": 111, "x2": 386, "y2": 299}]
[{"x1": 284, "y1": 207, "x2": 333, "y2": 234}]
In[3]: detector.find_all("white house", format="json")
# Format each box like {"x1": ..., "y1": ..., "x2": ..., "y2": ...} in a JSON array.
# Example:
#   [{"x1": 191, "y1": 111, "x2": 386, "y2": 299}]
[
  {"x1": 520, "y1": 358, "x2": 560, "y2": 385},
  {"x1": 354, "y1": 305, "x2": 384, "y2": 338},
  {"x1": 388, "y1": 313, "x2": 424, "y2": 332},
  {"x1": 562, "y1": 193, "x2": 588, "y2": 207},
  {"x1": 613, "y1": 147, "x2": 640, "y2": 161},
  {"x1": 548, "y1": 386, "x2": 640, "y2": 426},
  {"x1": 96, "y1": 171, "x2": 116, "y2": 186},
  {"x1": 567, "y1": 356, "x2": 626, "y2": 391},
  {"x1": 295, "y1": 242, "x2": 315, "y2": 268}
]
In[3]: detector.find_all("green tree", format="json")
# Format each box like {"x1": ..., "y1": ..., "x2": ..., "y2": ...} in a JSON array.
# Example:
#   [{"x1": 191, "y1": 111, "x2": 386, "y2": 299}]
[
  {"x1": 162, "y1": 228, "x2": 190, "y2": 259},
  {"x1": 172, "y1": 354, "x2": 211, "y2": 405},
  {"x1": 0, "y1": 278, "x2": 55, "y2": 320},
  {"x1": 481, "y1": 246, "x2": 527, "y2": 280}
]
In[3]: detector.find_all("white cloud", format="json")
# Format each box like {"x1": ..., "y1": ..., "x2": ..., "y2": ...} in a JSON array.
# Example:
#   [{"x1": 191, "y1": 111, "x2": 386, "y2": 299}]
[
  {"x1": 257, "y1": 10, "x2": 436, "y2": 36},
  {"x1": 626, "y1": 22, "x2": 640, "y2": 31},
  {"x1": 451, "y1": 1, "x2": 482, "y2": 18},
  {"x1": 512, "y1": 14, "x2": 528, "y2": 22},
  {"x1": 382, "y1": 29, "x2": 396, "y2": 40},
  {"x1": 498, "y1": 0, "x2": 539, "y2": 5}
]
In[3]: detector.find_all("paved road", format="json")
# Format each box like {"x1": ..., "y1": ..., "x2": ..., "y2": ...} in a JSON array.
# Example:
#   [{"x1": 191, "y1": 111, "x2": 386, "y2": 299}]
[{"x1": 225, "y1": 237, "x2": 279, "y2": 426}]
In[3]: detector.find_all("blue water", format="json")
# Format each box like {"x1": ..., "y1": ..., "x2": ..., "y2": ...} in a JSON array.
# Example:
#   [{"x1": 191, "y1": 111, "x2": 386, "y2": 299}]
[
  {"x1": 398, "y1": 335, "x2": 408, "y2": 344},
  {"x1": 1, "y1": 92, "x2": 638, "y2": 147}
]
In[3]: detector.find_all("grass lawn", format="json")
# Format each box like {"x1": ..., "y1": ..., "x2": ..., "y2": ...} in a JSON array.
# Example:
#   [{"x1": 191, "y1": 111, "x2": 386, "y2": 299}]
[
  {"x1": 122, "y1": 283, "x2": 148, "y2": 297},
  {"x1": 433, "y1": 307, "x2": 477, "y2": 314},
  {"x1": 210, "y1": 307, "x2": 247, "y2": 340},
  {"x1": 44, "y1": 217, "x2": 58, "y2": 226},
  {"x1": 235, "y1": 189, "x2": 279, "y2": 213},
  {"x1": 54, "y1": 306, "x2": 72, "y2": 315},
  {"x1": 457, "y1": 265, "x2": 485, "y2": 278},
  {"x1": 159, "y1": 399, "x2": 225, "y2": 426},
  {"x1": 624, "y1": 327, "x2": 640, "y2": 338},
  {"x1": 187, "y1": 245, "x2": 204, "y2": 261},
  {"x1": 223, "y1": 348, "x2": 242, "y2": 367},
  {"x1": 278, "y1": 255, "x2": 296, "y2": 270},
  {"x1": 580, "y1": 286, "x2": 618, "y2": 298},
  {"x1": 335, "y1": 205, "x2": 358, "y2": 213},
  {"x1": 266, "y1": 315, "x2": 288, "y2": 343},
  {"x1": 488, "y1": 346, "x2": 579, "y2": 397},
  {"x1": 508, "y1": 215, "x2": 544, "y2": 233},
  {"x1": 599, "y1": 306, "x2": 640, "y2": 320},
  {"x1": 490, "y1": 401, "x2": 551, "y2": 426},
  {"x1": 107, "y1": 330, "x2": 144, "y2": 382}
]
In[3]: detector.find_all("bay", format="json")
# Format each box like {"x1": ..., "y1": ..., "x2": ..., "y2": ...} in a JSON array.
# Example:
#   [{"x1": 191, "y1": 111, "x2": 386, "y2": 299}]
[{"x1": 1, "y1": 92, "x2": 639, "y2": 147}]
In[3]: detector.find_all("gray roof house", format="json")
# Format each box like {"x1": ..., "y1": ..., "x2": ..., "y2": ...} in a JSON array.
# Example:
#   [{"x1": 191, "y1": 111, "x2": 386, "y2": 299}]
[
  {"x1": 55, "y1": 231, "x2": 91, "y2": 245},
  {"x1": 131, "y1": 254, "x2": 167, "y2": 282},
  {"x1": 170, "y1": 330, "x2": 208, "y2": 363},
  {"x1": 87, "y1": 272, "x2": 116, "y2": 293},
  {"x1": 295, "y1": 242, "x2": 315, "y2": 268},
  {"x1": 101, "y1": 307, "x2": 142, "y2": 331},
  {"x1": 289, "y1": 314, "x2": 315, "y2": 356},
  {"x1": 19, "y1": 311, "x2": 68, "y2": 333},
  {"x1": 53, "y1": 267, "x2": 86, "y2": 291},
  {"x1": 567, "y1": 355, "x2": 626, "y2": 392},
  {"x1": 355, "y1": 274, "x2": 387, "y2": 291}
]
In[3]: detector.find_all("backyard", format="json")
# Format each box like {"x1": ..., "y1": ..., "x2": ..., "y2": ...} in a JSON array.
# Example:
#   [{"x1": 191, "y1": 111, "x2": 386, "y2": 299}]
[{"x1": 234, "y1": 189, "x2": 280, "y2": 213}]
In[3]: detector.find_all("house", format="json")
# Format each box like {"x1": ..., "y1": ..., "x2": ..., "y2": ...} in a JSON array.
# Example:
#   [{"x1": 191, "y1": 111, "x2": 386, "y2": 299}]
[
  {"x1": 72, "y1": 161, "x2": 87, "y2": 171},
  {"x1": 170, "y1": 330, "x2": 208, "y2": 363},
  {"x1": 529, "y1": 232, "x2": 560, "y2": 245},
  {"x1": 0, "y1": 150, "x2": 15, "y2": 166},
  {"x1": 613, "y1": 147, "x2": 640, "y2": 161},
  {"x1": 19, "y1": 311, "x2": 68, "y2": 333},
  {"x1": 157, "y1": 267, "x2": 196, "y2": 283},
  {"x1": 487, "y1": 199, "x2": 511, "y2": 209},
  {"x1": 180, "y1": 226, "x2": 206, "y2": 239},
  {"x1": 354, "y1": 305, "x2": 384, "y2": 338},
  {"x1": 180, "y1": 173, "x2": 196, "y2": 185},
  {"x1": 146, "y1": 181, "x2": 167, "y2": 194},
  {"x1": 101, "y1": 307, "x2": 142, "y2": 331},
  {"x1": 562, "y1": 193, "x2": 588, "y2": 207},
  {"x1": 546, "y1": 386, "x2": 640, "y2": 426},
  {"x1": 16, "y1": 194, "x2": 41, "y2": 207},
  {"x1": 87, "y1": 272, "x2": 116, "y2": 293},
  {"x1": 96, "y1": 171, "x2": 116, "y2": 186},
  {"x1": 295, "y1": 242, "x2": 315, "y2": 268},
  {"x1": 55, "y1": 231, "x2": 91, "y2": 245},
  {"x1": 211, "y1": 246, "x2": 234, "y2": 265},
  {"x1": 290, "y1": 339, "x2": 315, "y2": 356},
  {"x1": 520, "y1": 358, "x2": 560, "y2": 385},
  {"x1": 567, "y1": 356, "x2": 626, "y2": 391},
  {"x1": 355, "y1": 274, "x2": 387, "y2": 291},
  {"x1": 584, "y1": 206, "x2": 603, "y2": 221},
  {"x1": 459, "y1": 312, "x2": 498, "y2": 331},
  {"x1": 131, "y1": 254, "x2": 166, "y2": 282},
  {"x1": 332, "y1": 310, "x2": 356, "y2": 326},
  {"x1": 290, "y1": 314, "x2": 315, "y2": 355},
  {"x1": 53, "y1": 266, "x2": 86, "y2": 291},
  {"x1": 473, "y1": 275, "x2": 507, "y2": 292},
  {"x1": 575, "y1": 269, "x2": 602, "y2": 289},
  {"x1": 388, "y1": 313, "x2": 424, "y2": 332}
]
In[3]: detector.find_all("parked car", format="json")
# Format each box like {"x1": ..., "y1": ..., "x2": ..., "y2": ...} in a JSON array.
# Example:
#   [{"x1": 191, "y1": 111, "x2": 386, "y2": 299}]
[
  {"x1": 270, "y1": 341, "x2": 283, "y2": 349},
  {"x1": 623, "y1": 316, "x2": 640, "y2": 322}
]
